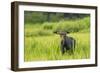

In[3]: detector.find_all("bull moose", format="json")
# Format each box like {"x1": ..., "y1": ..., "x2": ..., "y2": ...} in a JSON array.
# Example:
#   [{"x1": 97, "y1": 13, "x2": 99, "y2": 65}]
[{"x1": 54, "y1": 31, "x2": 76, "y2": 54}]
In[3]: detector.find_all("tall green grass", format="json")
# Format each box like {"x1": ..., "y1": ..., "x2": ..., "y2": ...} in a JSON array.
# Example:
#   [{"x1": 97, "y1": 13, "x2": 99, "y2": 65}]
[{"x1": 24, "y1": 33, "x2": 90, "y2": 61}]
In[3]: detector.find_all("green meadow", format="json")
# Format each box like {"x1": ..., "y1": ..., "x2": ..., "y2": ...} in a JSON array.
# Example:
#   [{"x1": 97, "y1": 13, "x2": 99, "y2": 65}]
[{"x1": 24, "y1": 16, "x2": 90, "y2": 62}]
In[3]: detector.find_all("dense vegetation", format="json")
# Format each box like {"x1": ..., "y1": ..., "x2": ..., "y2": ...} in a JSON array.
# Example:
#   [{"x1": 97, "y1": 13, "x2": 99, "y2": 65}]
[
  {"x1": 24, "y1": 11, "x2": 89, "y2": 24},
  {"x1": 24, "y1": 11, "x2": 90, "y2": 61}
]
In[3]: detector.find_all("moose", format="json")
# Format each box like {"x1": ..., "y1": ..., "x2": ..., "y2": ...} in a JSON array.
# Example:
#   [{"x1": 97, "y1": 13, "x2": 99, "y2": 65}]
[{"x1": 54, "y1": 31, "x2": 76, "y2": 54}]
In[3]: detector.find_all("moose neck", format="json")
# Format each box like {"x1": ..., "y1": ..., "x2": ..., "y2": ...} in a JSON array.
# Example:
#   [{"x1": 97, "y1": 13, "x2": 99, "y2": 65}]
[{"x1": 63, "y1": 35, "x2": 69, "y2": 39}]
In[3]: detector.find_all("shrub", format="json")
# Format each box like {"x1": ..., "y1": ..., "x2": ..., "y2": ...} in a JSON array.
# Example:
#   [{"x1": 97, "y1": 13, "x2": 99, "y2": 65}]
[
  {"x1": 53, "y1": 17, "x2": 90, "y2": 33},
  {"x1": 25, "y1": 29, "x2": 53, "y2": 37},
  {"x1": 42, "y1": 22, "x2": 55, "y2": 30}
]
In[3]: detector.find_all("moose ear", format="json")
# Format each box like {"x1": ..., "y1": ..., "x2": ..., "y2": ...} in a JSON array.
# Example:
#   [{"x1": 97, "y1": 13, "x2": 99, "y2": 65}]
[
  {"x1": 66, "y1": 31, "x2": 70, "y2": 34},
  {"x1": 53, "y1": 31, "x2": 57, "y2": 34}
]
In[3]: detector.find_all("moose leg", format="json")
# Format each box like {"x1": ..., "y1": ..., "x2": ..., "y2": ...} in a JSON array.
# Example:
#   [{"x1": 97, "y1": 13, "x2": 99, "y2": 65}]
[
  {"x1": 71, "y1": 39, "x2": 76, "y2": 54},
  {"x1": 61, "y1": 45, "x2": 65, "y2": 54}
]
